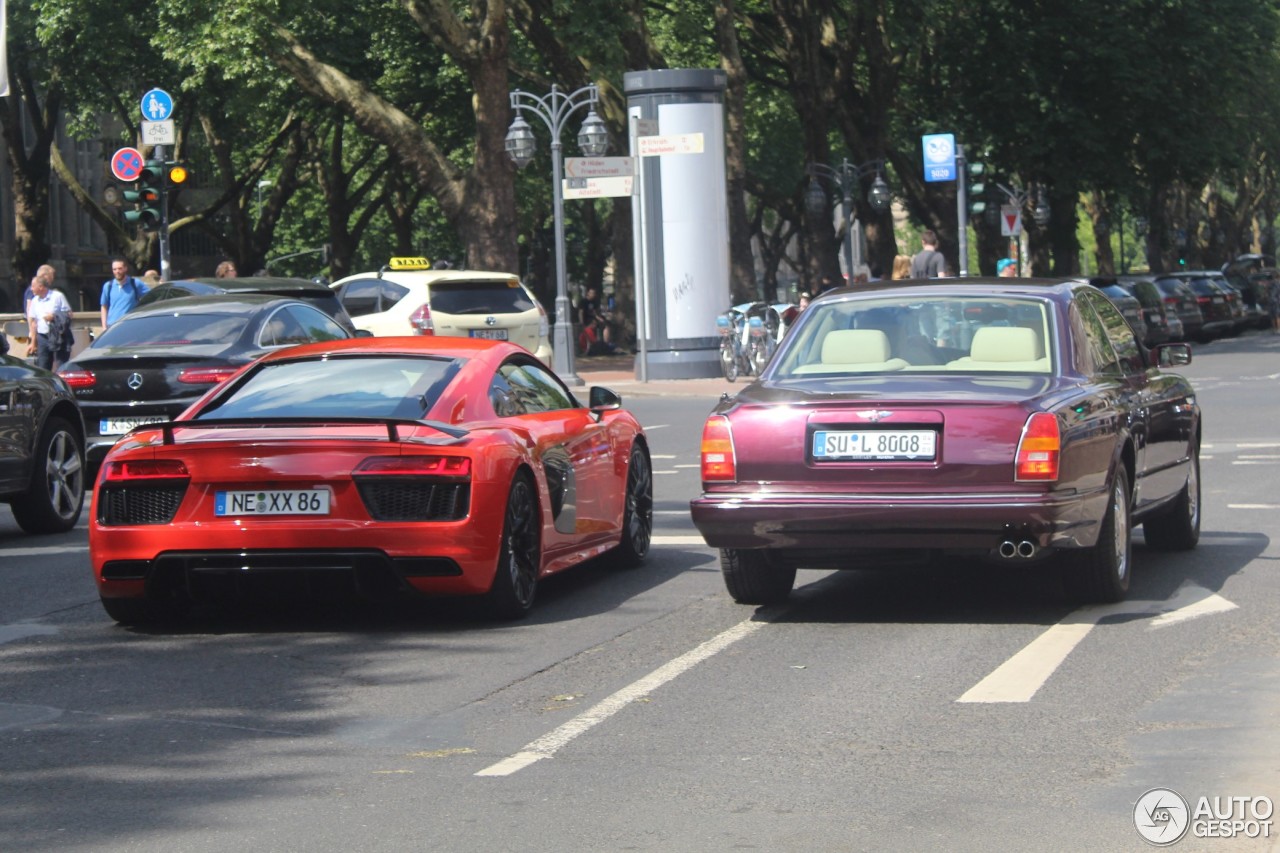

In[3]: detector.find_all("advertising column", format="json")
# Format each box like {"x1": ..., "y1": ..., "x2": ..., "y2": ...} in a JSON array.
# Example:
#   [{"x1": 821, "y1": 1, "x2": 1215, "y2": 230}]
[{"x1": 624, "y1": 69, "x2": 729, "y2": 380}]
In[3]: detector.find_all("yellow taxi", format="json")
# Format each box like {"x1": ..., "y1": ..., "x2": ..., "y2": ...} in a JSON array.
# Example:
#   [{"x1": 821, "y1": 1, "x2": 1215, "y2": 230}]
[{"x1": 329, "y1": 258, "x2": 552, "y2": 360}]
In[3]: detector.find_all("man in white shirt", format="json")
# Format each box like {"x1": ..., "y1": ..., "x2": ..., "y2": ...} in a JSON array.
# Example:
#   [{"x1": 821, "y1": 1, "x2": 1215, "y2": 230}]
[{"x1": 26, "y1": 274, "x2": 73, "y2": 370}]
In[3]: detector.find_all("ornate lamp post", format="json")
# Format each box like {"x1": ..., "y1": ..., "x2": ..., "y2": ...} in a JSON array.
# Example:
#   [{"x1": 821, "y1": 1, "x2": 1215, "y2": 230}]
[
  {"x1": 804, "y1": 158, "x2": 890, "y2": 280},
  {"x1": 506, "y1": 84, "x2": 609, "y2": 386}
]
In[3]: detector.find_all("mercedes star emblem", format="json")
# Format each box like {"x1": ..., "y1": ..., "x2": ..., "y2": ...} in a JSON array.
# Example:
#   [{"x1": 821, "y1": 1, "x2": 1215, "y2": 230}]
[
  {"x1": 485, "y1": 316, "x2": 497, "y2": 326},
  {"x1": 127, "y1": 372, "x2": 144, "y2": 390}
]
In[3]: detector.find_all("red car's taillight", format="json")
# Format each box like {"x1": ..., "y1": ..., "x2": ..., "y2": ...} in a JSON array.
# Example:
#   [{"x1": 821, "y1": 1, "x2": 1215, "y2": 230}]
[
  {"x1": 354, "y1": 455, "x2": 471, "y2": 479},
  {"x1": 410, "y1": 304, "x2": 434, "y2": 335},
  {"x1": 700, "y1": 416, "x2": 737, "y2": 482},
  {"x1": 59, "y1": 369, "x2": 96, "y2": 388},
  {"x1": 1015, "y1": 412, "x2": 1060, "y2": 482},
  {"x1": 178, "y1": 366, "x2": 239, "y2": 385},
  {"x1": 101, "y1": 458, "x2": 191, "y2": 482}
]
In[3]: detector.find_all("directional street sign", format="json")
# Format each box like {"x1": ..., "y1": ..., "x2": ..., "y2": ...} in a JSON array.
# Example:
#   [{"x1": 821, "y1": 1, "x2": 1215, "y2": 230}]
[
  {"x1": 110, "y1": 147, "x2": 145, "y2": 182},
  {"x1": 637, "y1": 133, "x2": 705, "y2": 157},
  {"x1": 140, "y1": 88, "x2": 174, "y2": 122},
  {"x1": 141, "y1": 120, "x2": 176, "y2": 146},
  {"x1": 565, "y1": 157, "x2": 635, "y2": 179},
  {"x1": 1001, "y1": 205, "x2": 1022, "y2": 236},
  {"x1": 563, "y1": 176, "x2": 634, "y2": 199}
]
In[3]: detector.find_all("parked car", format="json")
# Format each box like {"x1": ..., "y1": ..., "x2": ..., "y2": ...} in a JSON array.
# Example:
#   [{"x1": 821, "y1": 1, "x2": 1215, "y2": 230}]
[
  {"x1": 0, "y1": 353, "x2": 86, "y2": 533},
  {"x1": 690, "y1": 278, "x2": 1201, "y2": 606},
  {"x1": 1116, "y1": 275, "x2": 1182, "y2": 344},
  {"x1": 1150, "y1": 276, "x2": 1205, "y2": 342},
  {"x1": 89, "y1": 337, "x2": 651, "y2": 624},
  {"x1": 136, "y1": 276, "x2": 360, "y2": 335},
  {"x1": 59, "y1": 294, "x2": 353, "y2": 466},
  {"x1": 1224, "y1": 271, "x2": 1272, "y2": 330},
  {"x1": 1154, "y1": 272, "x2": 1234, "y2": 340},
  {"x1": 330, "y1": 258, "x2": 552, "y2": 361}
]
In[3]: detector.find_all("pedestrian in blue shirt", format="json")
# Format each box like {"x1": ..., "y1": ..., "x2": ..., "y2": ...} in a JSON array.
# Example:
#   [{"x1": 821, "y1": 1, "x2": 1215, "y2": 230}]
[{"x1": 100, "y1": 257, "x2": 149, "y2": 330}]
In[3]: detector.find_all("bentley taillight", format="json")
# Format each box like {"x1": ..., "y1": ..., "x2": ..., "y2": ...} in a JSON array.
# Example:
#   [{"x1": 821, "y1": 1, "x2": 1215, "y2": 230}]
[
  {"x1": 700, "y1": 416, "x2": 737, "y2": 482},
  {"x1": 1015, "y1": 412, "x2": 1060, "y2": 482},
  {"x1": 410, "y1": 304, "x2": 434, "y2": 335}
]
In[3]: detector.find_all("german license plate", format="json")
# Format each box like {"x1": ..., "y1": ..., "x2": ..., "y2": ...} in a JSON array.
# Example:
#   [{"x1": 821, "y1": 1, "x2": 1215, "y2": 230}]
[
  {"x1": 812, "y1": 430, "x2": 936, "y2": 461},
  {"x1": 469, "y1": 329, "x2": 509, "y2": 340},
  {"x1": 215, "y1": 489, "x2": 331, "y2": 516},
  {"x1": 101, "y1": 416, "x2": 167, "y2": 435}
]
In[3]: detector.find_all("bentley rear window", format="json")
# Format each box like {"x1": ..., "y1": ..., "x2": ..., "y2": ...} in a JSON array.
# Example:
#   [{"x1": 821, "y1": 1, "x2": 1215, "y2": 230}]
[{"x1": 775, "y1": 296, "x2": 1053, "y2": 377}]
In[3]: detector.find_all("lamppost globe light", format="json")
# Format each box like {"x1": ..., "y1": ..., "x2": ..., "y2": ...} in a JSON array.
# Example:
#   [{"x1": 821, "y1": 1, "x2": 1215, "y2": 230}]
[
  {"x1": 505, "y1": 115, "x2": 537, "y2": 168},
  {"x1": 577, "y1": 110, "x2": 609, "y2": 157},
  {"x1": 867, "y1": 174, "x2": 891, "y2": 211},
  {"x1": 507, "y1": 83, "x2": 606, "y2": 386}
]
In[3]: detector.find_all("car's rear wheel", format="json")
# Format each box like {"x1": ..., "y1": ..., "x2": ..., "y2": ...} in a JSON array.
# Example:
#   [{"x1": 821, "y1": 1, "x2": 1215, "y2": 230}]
[
  {"x1": 1062, "y1": 468, "x2": 1131, "y2": 603},
  {"x1": 1143, "y1": 449, "x2": 1200, "y2": 551},
  {"x1": 484, "y1": 472, "x2": 541, "y2": 619},
  {"x1": 615, "y1": 444, "x2": 652, "y2": 568},
  {"x1": 720, "y1": 548, "x2": 796, "y2": 604},
  {"x1": 11, "y1": 417, "x2": 85, "y2": 534}
]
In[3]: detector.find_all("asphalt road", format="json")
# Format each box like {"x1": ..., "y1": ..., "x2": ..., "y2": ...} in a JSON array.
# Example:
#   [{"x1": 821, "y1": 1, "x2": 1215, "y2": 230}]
[{"x1": 2, "y1": 332, "x2": 1279, "y2": 852}]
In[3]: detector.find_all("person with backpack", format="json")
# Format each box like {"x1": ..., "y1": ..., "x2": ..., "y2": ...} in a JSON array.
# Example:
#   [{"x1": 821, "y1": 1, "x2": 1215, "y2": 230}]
[{"x1": 99, "y1": 257, "x2": 149, "y2": 330}]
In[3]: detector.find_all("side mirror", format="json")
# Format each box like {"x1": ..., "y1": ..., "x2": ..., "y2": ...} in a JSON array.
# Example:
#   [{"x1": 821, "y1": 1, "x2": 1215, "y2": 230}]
[
  {"x1": 588, "y1": 386, "x2": 622, "y2": 411},
  {"x1": 1156, "y1": 342, "x2": 1192, "y2": 367}
]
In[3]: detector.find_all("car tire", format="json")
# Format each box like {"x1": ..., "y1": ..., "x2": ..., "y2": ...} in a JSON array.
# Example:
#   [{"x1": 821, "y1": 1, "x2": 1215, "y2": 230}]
[
  {"x1": 615, "y1": 443, "x2": 653, "y2": 568},
  {"x1": 99, "y1": 596, "x2": 181, "y2": 626},
  {"x1": 1062, "y1": 468, "x2": 1131, "y2": 603},
  {"x1": 11, "y1": 416, "x2": 85, "y2": 534},
  {"x1": 720, "y1": 548, "x2": 796, "y2": 604},
  {"x1": 1142, "y1": 449, "x2": 1200, "y2": 551},
  {"x1": 484, "y1": 472, "x2": 541, "y2": 620}
]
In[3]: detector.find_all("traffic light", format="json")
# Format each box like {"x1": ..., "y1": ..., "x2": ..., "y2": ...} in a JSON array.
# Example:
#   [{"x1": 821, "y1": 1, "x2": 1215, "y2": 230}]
[
  {"x1": 966, "y1": 161, "x2": 987, "y2": 217},
  {"x1": 166, "y1": 161, "x2": 189, "y2": 189},
  {"x1": 123, "y1": 161, "x2": 164, "y2": 230}
]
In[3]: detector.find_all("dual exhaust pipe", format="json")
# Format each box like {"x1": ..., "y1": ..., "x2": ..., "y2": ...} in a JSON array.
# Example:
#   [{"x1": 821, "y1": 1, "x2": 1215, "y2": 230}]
[{"x1": 997, "y1": 539, "x2": 1039, "y2": 560}]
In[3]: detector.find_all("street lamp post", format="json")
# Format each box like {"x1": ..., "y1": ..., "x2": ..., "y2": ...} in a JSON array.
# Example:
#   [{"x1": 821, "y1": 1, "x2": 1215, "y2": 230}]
[
  {"x1": 804, "y1": 158, "x2": 890, "y2": 281},
  {"x1": 505, "y1": 84, "x2": 609, "y2": 386},
  {"x1": 256, "y1": 179, "x2": 272, "y2": 215}
]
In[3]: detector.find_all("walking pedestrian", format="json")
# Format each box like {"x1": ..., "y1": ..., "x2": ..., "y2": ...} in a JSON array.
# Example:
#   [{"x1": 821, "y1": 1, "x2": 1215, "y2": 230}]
[
  {"x1": 215, "y1": 260, "x2": 238, "y2": 278},
  {"x1": 891, "y1": 254, "x2": 912, "y2": 280},
  {"x1": 100, "y1": 257, "x2": 150, "y2": 330},
  {"x1": 910, "y1": 230, "x2": 945, "y2": 279},
  {"x1": 26, "y1": 274, "x2": 73, "y2": 370},
  {"x1": 997, "y1": 258, "x2": 1018, "y2": 277}
]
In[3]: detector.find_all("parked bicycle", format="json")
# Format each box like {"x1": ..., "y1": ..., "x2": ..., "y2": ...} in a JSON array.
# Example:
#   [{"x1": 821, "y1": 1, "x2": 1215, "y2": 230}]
[{"x1": 717, "y1": 301, "x2": 798, "y2": 381}]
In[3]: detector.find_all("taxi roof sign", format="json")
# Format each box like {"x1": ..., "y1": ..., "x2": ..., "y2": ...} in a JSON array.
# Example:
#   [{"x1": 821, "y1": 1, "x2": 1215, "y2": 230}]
[{"x1": 388, "y1": 256, "x2": 432, "y2": 271}]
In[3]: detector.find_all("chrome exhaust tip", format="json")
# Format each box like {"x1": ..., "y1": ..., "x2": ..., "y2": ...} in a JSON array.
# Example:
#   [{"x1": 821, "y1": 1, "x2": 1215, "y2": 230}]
[
  {"x1": 1017, "y1": 540, "x2": 1038, "y2": 559},
  {"x1": 998, "y1": 540, "x2": 1018, "y2": 559}
]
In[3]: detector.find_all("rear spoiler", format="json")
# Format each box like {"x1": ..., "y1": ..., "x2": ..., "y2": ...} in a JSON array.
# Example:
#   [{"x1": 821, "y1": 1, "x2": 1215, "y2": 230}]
[{"x1": 130, "y1": 417, "x2": 470, "y2": 444}]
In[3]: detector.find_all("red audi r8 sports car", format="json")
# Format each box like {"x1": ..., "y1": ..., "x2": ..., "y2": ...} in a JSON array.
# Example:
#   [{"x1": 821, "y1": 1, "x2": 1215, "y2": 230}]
[
  {"x1": 90, "y1": 337, "x2": 652, "y2": 623},
  {"x1": 690, "y1": 278, "x2": 1201, "y2": 606}
]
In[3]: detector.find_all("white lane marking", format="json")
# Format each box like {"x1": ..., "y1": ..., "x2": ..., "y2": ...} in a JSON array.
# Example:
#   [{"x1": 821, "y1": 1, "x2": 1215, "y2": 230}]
[
  {"x1": 957, "y1": 619, "x2": 1097, "y2": 704},
  {"x1": 674, "y1": 464, "x2": 701, "y2": 469},
  {"x1": 650, "y1": 454, "x2": 676, "y2": 459},
  {"x1": 1231, "y1": 461, "x2": 1280, "y2": 465},
  {"x1": 654, "y1": 470, "x2": 679, "y2": 475},
  {"x1": 1238, "y1": 454, "x2": 1280, "y2": 459},
  {"x1": 654, "y1": 509, "x2": 690, "y2": 516},
  {"x1": 1227, "y1": 504, "x2": 1280, "y2": 509},
  {"x1": 651, "y1": 535, "x2": 707, "y2": 546},
  {"x1": 958, "y1": 583, "x2": 1235, "y2": 703},
  {"x1": 476, "y1": 619, "x2": 765, "y2": 777},
  {"x1": 644, "y1": 424, "x2": 670, "y2": 431},
  {"x1": 0, "y1": 623, "x2": 59, "y2": 645},
  {"x1": 0, "y1": 545, "x2": 88, "y2": 557},
  {"x1": 1238, "y1": 442, "x2": 1280, "y2": 448},
  {"x1": 1149, "y1": 582, "x2": 1237, "y2": 628}
]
